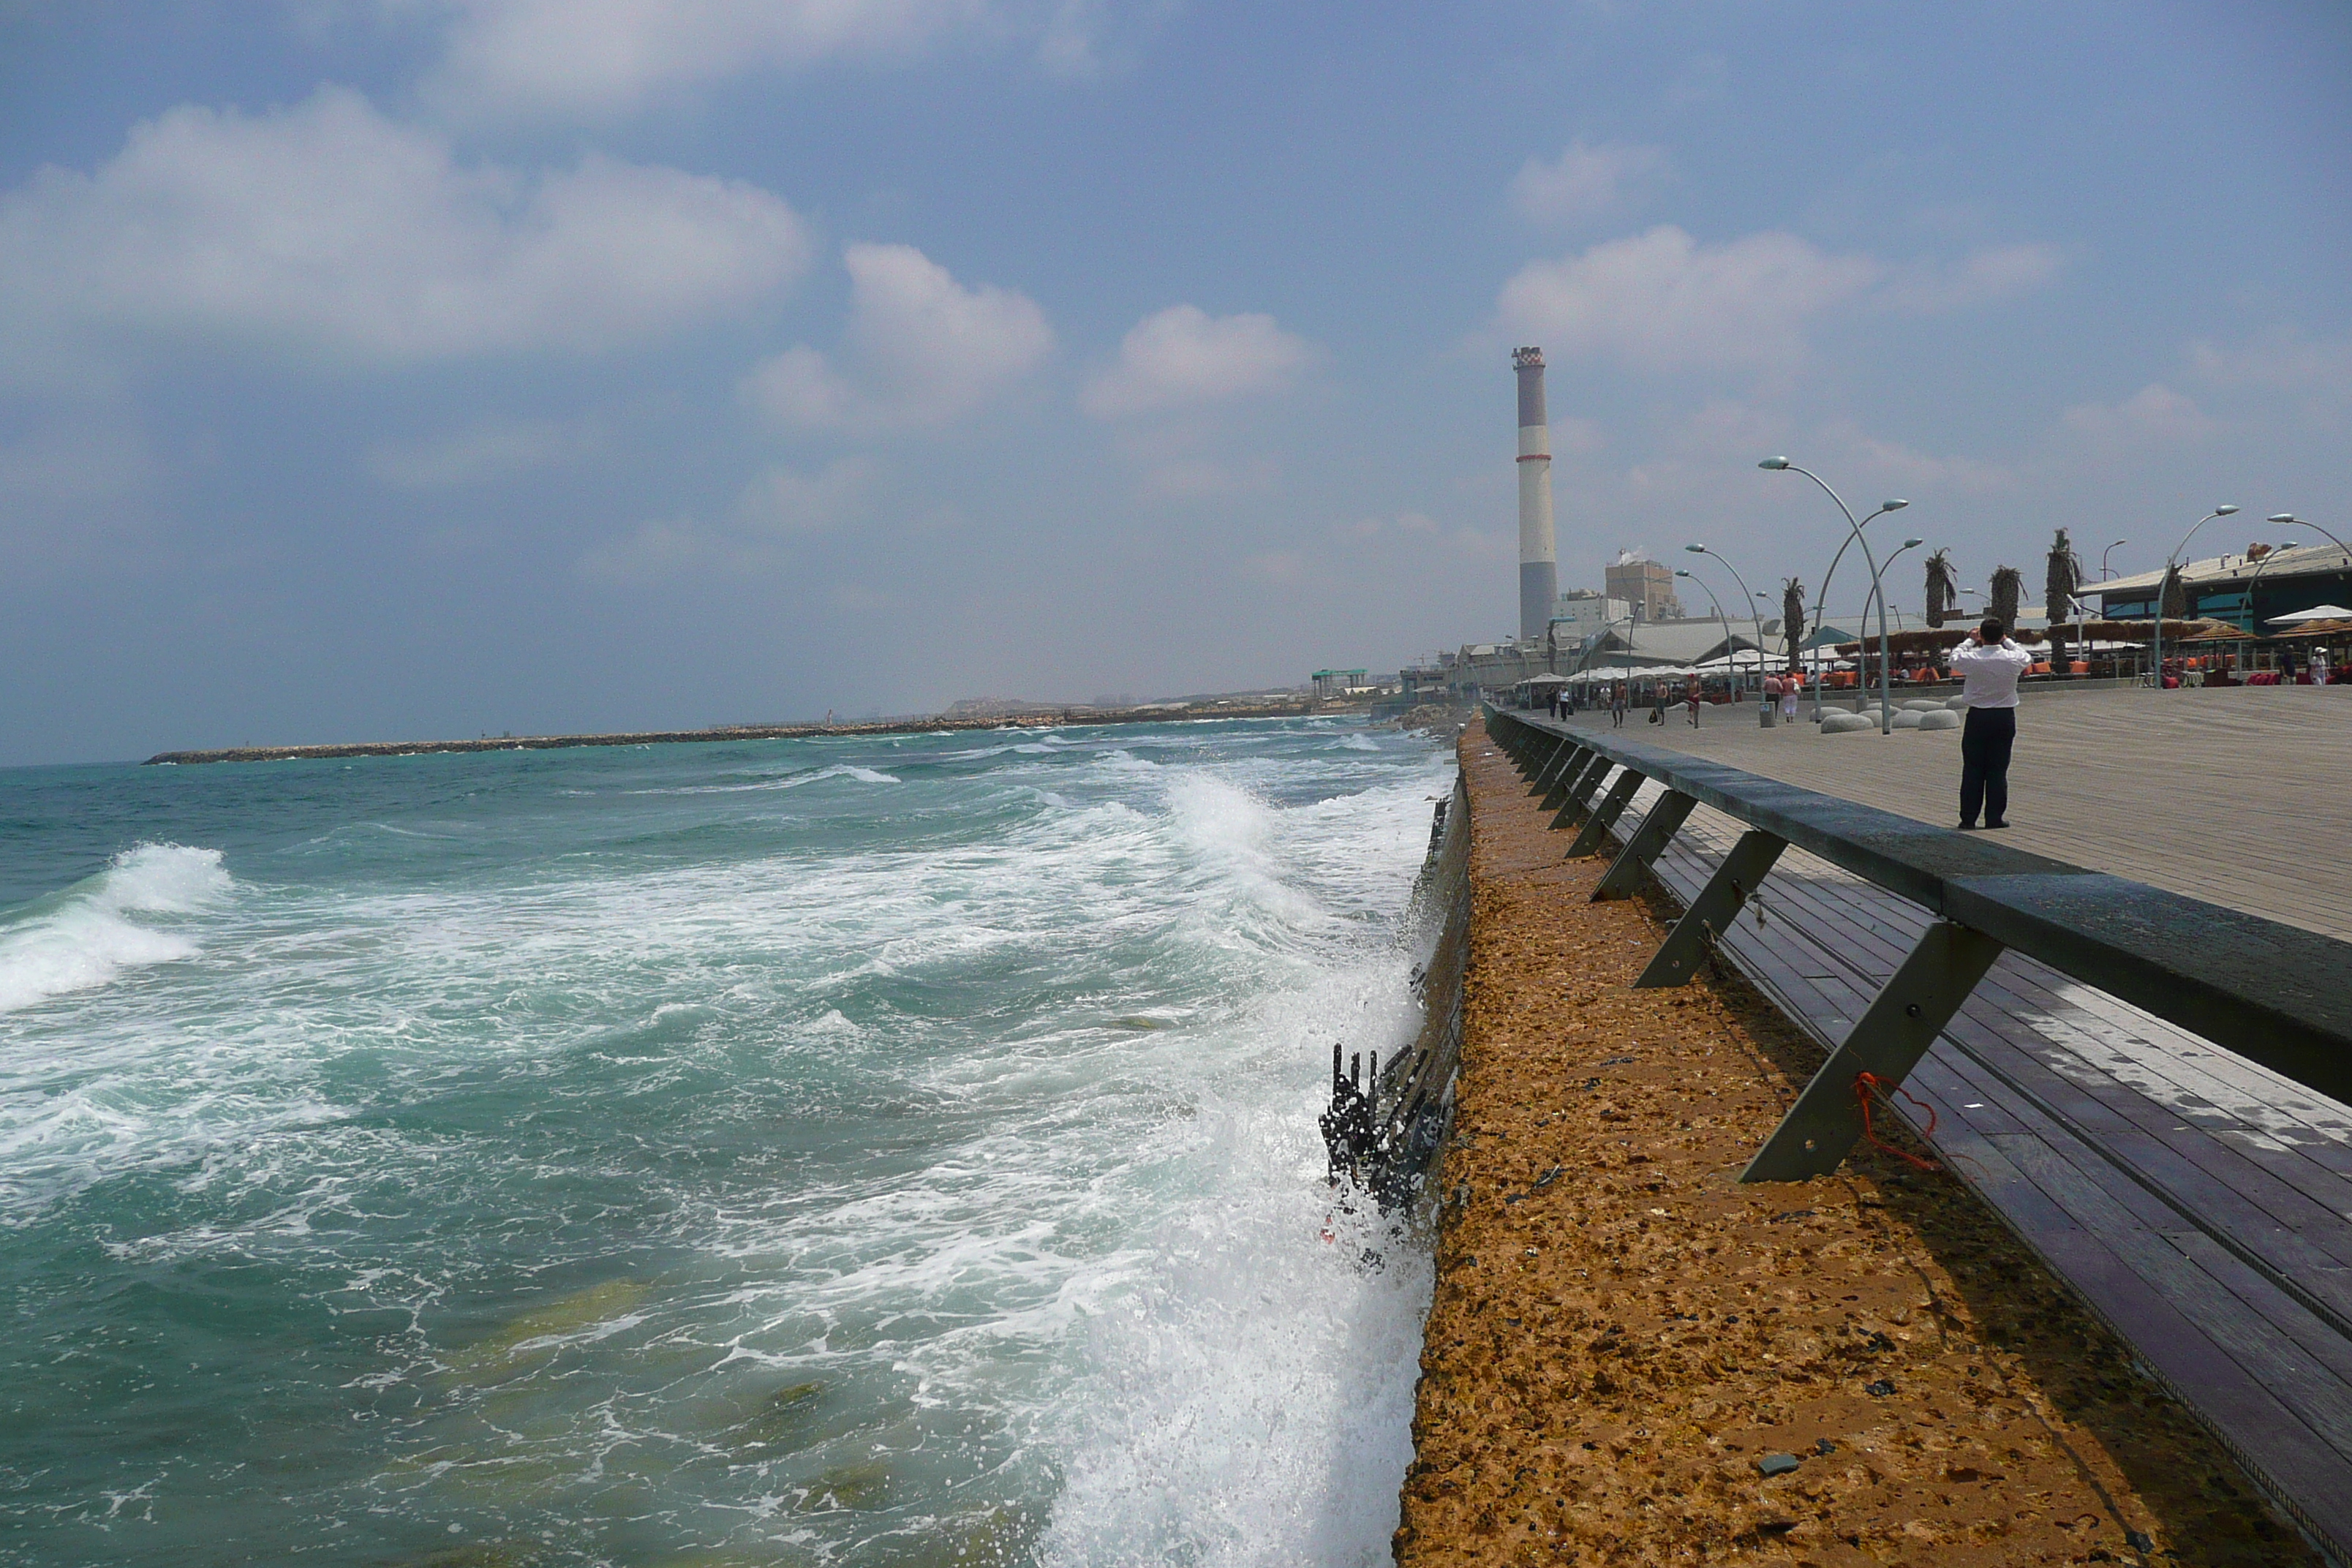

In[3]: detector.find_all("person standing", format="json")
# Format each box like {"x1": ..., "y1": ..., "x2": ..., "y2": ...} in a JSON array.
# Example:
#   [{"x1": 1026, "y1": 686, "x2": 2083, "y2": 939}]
[
  {"x1": 1950, "y1": 617, "x2": 2035, "y2": 830},
  {"x1": 1611, "y1": 685, "x2": 1627, "y2": 728}
]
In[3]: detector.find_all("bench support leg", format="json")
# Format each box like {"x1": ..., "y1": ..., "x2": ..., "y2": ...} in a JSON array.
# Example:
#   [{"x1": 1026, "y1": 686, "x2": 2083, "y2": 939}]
[
  {"x1": 1542, "y1": 748, "x2": 1593, "y2": 812},
  {"x1": 1594, "y1": 790, "x2": 1697, "y2": 900},
  {"x1": 1565, "y1": 769, "x2": 1642, "y2": 856},
  {"x1": 1740, "y1": 921, "x2": 2005, "y2": 1183},
  {"x1": 1634, "y1": 829, "x2": 1787, "y2": 986},
  {"x1": 1528, "y1": 734, "x2": 1578, "y2": 795},
  {"x1": 1550, "y1": 755, "x2": 1611, "y2": 827}
]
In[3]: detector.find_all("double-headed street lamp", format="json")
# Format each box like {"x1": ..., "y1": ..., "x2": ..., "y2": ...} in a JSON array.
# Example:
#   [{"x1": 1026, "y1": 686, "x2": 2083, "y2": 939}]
[
  {"x1": 1682, "y1": 545, "x2": 1771, "y2": 720},
  {"x1": 1863, "y1": 537, "x2": 1929, "y2": 728},
  {"x1": 2150, "y1": 505, "x2": 2239, "y2": 687},
  {"x1": 1757, "y1": 457, "x2": 1910, "y2": 728}
]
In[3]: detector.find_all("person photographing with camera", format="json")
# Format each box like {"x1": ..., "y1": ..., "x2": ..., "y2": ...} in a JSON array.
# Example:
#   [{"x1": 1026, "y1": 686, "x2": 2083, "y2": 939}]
[{"x1": 1950, "y1": 616, "x2": 2035, "y2": 830}]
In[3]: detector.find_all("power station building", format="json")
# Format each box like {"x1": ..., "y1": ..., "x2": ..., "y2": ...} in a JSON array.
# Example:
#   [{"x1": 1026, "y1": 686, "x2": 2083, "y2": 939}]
[{"x1": 1605, "y1": 551, "x2": 1684, "y2": 623}]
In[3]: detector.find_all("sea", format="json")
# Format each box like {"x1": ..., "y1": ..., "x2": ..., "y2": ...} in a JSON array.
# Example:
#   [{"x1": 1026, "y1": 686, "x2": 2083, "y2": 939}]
[{"x1": 0, "y1": 716, "x2": 1450, "y2": 1567}]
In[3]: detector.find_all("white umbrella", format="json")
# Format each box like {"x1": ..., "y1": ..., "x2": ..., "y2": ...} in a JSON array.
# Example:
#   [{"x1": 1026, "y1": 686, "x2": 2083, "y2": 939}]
[{"x1": 2266, "y1": 604, "x2": 2352, "y2": 626}]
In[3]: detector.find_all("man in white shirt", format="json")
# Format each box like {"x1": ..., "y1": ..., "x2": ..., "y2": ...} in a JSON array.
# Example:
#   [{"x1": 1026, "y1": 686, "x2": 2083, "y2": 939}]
[{"x1": 1948, "y1": 617, "x2": 2035, "y2": 830}]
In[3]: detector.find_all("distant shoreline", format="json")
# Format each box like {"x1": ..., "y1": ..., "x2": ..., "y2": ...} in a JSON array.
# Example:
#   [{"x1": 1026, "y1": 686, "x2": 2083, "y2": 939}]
[{"x1": 140, "y1": 699, "x2": 1359, "y2": 766}]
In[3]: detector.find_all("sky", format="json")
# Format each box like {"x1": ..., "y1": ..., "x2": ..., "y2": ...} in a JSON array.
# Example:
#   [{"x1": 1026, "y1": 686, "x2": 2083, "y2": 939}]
[{"x1": 2, "y1": 1, "x2": 2348, "y2": 763}]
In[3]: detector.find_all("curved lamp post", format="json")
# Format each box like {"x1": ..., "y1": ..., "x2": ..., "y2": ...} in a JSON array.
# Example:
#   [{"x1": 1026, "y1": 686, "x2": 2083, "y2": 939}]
[
  {"x1": 2151, "y1": 505, "x2": 2240, "y2": 688},
  {"x1": 1860, "y1": 537, "x2": 1929, "y2": 731},
  {"x1": 2100, "y1": 538, "x2": 2128, "y2": 581},
  {"x1": 2236, "y1": 540, "x2": 2302, "y2": 676},
  {"x1": 1758, "y1": 457, "x2": 1907, "y2": 725},
  {"x1": 2265, "y1": 513, "x2": 2352, "y2": 557},
  {"x1": 1684, "y1": 543, "x2": 1770, "y2": 715},
  {"x1": 2261, "y1": 517, "x2": 2352, "y2": 672},
  {"x1": 1673, "y1": 568, "x2": 1735, "y2": 706}
]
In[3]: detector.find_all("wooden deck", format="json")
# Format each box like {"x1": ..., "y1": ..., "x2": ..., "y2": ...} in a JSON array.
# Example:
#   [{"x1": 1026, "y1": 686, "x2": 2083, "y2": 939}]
[
  {"x1": 1591, "y1": 682, "x2": 2352, "y2": 940},
  {"x1": 1523, "y1": 704, "x2": 2352, "y2": 1559}
]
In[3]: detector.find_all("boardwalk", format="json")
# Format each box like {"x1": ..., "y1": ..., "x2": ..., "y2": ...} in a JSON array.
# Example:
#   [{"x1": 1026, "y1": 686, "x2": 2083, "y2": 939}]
[
  {"x1": 1588, "y1": 683, "x2": 2352, "y2": 940},
  {"x1": 1500, "y1": 704, "x2": 2352, "y2": 1558}
]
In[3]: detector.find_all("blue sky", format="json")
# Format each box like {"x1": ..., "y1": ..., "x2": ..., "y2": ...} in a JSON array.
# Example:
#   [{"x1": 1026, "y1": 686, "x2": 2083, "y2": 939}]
[{"x1": 3, "y1": 1, "x2": 2347, "y2": 762}]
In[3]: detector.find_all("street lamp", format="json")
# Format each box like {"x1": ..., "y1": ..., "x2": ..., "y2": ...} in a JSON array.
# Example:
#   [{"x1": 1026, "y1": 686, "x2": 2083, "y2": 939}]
[
  {"x1": 1859, "y1": 538, "x2": 1928, "y2": 731},
  {"x1": 1673, "y1": 568, "x2": 1736, "y2": 715},
  {"x1": 1685, "y1": 543, "x2": 1771, "y2": 717},
  {"x1": 2265, "y1": 513, "x2": 2352, "y2": 556},
  {"x1": 1757, "y1": 457, "x2": 1908, "y2": 725},
  {"x1": 2152, "y1": 506, "x2": 2239, "y2": 689},
  {"x1": 2100, "y1": 538, "x2": 2128, "y2": 580}
]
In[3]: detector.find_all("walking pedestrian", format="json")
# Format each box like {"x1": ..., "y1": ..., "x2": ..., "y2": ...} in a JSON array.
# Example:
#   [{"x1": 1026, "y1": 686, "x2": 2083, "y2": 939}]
[
  {"x1": 1951, "y1": 616, "x2": 2034, "y2": 830},
  {"x1": 1611, "y1": 685, "x2": 1627, "y2": 727},
  {"x1": 1685, "y1": 676, "x2": 1701, "y2": 727}
]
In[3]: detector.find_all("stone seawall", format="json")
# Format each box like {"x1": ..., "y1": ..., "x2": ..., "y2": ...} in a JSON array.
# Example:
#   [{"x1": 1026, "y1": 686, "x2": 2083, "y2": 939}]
[
  {"x1": 1388, "y1": 717, "x2": 2306, "y2": 1565},
  {"x1": 141, "y1": 701, "x2": 1335, "y2": 766}
]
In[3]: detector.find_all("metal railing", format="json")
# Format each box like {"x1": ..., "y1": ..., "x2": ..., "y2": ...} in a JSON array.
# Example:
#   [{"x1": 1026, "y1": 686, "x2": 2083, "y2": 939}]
[{"x1": 1482, "y1": 704, "x2": 2352, "y2": 1183}]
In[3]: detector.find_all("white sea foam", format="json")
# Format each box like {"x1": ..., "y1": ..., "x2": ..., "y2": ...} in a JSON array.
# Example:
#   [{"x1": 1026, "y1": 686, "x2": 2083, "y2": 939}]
[
  {"x1": 0, "y1": 844, "x2": 230, "y2": 1016},
  {"x1": 0, "y1": 719, "x2": 1451, "y2": 1558}
]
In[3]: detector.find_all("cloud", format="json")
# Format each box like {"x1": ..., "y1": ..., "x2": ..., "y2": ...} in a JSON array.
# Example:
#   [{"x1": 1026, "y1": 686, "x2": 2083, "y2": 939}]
[
  {"x1": 421, "y1": 0, "x2": 986, "y2": 118},
  {"x1": 1493, "y1": 227, "x2": 2065, "y2": 376},
  {"x1": 1080, "y1": 305, "x2": 1313, "y2": 419},
  {"x1": 1509, "y1": 140, "x2": 1668, "y2": 226},
  {"x1": 2190, "y1": 327, "x2": 2352, "y2": 392},
  {"x1": 364, "y1": 418, "x2": 598, "y2": 488},
  {"x1": 2060, "y1": 382, "x2": 2215, "y2": 445},
  {"x1": 576, "y1": 456, "x2": 876, "y2": 584},
  {"x1": 742, "y1": 242, "x2": 1053, "y2": 431},
  {"x1": 1494, "y1": 225, "x2": 1882, "y2": 375},
  {"x1": 733, "y1": 456, "x2": 873, "y2": 530},
  {"x1": 1880, "y1": 243, "x2": 2065, "y2": 312},
  {"x1": 0, "y1": 87, "x2": 810, "y2": 378},
  {"x1": 1139, "y1": 456, "x2": 1278, "y2": 500}
]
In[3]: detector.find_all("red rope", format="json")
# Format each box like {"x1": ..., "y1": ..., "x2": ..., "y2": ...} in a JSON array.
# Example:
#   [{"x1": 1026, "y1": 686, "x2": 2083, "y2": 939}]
[{"x1": 1855, "y1": 1071, "x2": 1940, "y2": 1172}]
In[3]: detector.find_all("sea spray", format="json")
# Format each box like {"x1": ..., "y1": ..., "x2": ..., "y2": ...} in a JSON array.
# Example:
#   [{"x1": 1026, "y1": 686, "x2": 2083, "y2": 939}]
[{"x1": 0, "y1": 720, "x2": 1447, "y2": 1565}]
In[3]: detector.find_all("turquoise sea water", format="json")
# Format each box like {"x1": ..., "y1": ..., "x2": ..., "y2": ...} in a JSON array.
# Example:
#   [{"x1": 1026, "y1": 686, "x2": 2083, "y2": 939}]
[{"x1": 0, "y1": 718, "x2": 1447, "y2": 1567}]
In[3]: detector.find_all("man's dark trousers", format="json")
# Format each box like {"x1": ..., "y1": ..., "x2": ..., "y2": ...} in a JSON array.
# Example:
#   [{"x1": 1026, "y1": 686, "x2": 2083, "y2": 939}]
[{"x1": 1960, "y1": 706, "x2": 2016, "y2": 826}]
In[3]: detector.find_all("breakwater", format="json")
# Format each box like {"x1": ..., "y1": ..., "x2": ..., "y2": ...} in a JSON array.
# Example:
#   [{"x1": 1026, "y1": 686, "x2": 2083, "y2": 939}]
[{"x1": 141, "y1": 699, "x2": 1333, "y2": 766}]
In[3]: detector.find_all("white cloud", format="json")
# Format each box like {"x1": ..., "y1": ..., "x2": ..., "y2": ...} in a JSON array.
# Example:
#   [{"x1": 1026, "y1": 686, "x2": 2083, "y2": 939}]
[
  {"x1": 421, "y1": 0, "x2": 986, "y2": 118},
  {"x1": 1880, "y1": 243, "x2": 2065, "y2": 312},
  {"x1": 742, "y1": 243, "x2": 1053, "y2": 431},
  {"x1": 1081, "y1": 304, "x2": 1312, "y2": 419},
  {"x1": 0, "y1": 87, "x2": 810, "y2": 377},
  {"x1": 2190, "y1": 327, "x2": 2352, "y2": 392},
  {"x1": 364, "y1": 418, "x2": 598, "y2": 488},
  {"x1": 1494, "y1": 225, "x2": 1882, "y2": 375},
  {"x1": 1509, "y1": 140, "x2": 1668, "y2": 226},
  {"x1": 2060, "y1": 382, "x2": 2215, "y2": 445},
  {"x1": 1493, "y1": 227, "x2": 2065, "y2": 377},
  {"x1": 733, "y1": 456, "x2": 873, "y2": 530}
]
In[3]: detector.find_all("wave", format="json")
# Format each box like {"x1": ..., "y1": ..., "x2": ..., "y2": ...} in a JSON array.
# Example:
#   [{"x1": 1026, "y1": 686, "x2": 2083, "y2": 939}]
[
  {"x1": 0, "y1": 844, "x2": 231, "y2": 1016},
  {"x1": 626, "y1": 764, "x2": 902, "y2": 796}
]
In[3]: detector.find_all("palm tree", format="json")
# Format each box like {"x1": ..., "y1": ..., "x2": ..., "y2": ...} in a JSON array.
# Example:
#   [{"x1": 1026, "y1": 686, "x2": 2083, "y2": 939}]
[
  {"x1": 1781, "y1": 578, "x2": 1806, "y2": 673},
  {"x1": 2044, "y1": 528, "x2": 2084, "y2": 670},
  {"x1": 1990, "y1": 565, "x2": 2024, "y2": 630},
  {"x1": 1923, "y1": 550, "x2": 1959, "y2": 627}
]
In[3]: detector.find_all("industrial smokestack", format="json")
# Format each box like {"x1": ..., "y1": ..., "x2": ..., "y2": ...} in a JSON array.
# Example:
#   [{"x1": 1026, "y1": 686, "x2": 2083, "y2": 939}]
[{"x1": 1512, "y1": 347, "x2": 1557, "y2": 641}]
